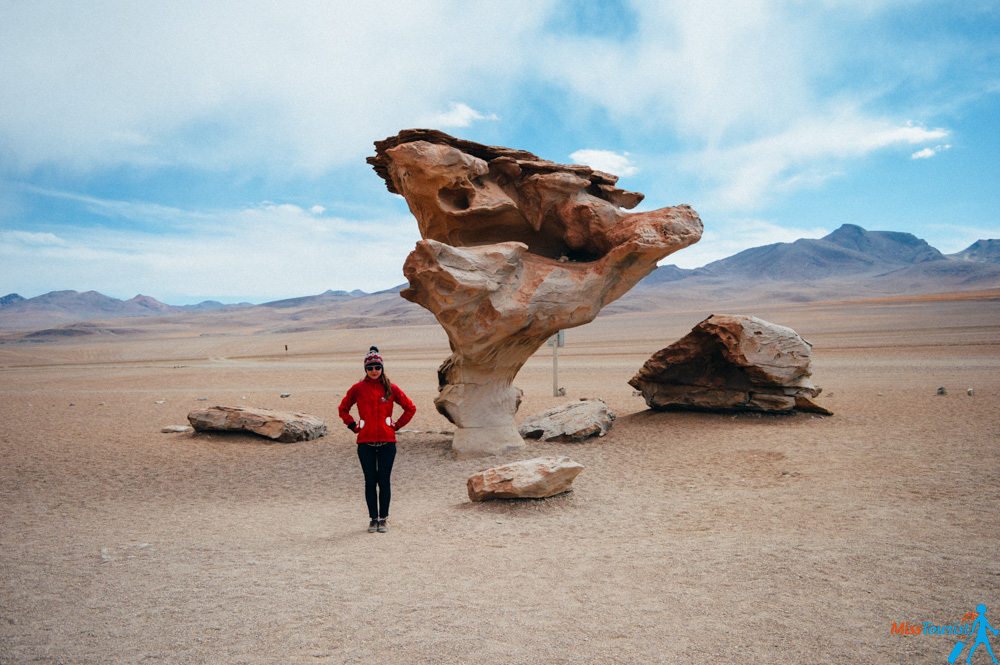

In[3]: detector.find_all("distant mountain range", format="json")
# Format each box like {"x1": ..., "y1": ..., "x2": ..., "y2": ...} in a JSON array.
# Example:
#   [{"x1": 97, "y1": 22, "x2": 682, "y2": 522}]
[
  {"x1": 0, "y1": 290, "x2": 255, "y2": 329},
  {"x1": 640, "y1": 224, "x2": 1000, "y2": 293},
  {"x1": 615, "y1": 224, "x2": 1000, "y2": 313},
  {"x1": 641, "y1": 224, "x2": 996, "y2": 284},
  {"x1": 2, "y1": 224, "x2": 998, "y2": 334}
]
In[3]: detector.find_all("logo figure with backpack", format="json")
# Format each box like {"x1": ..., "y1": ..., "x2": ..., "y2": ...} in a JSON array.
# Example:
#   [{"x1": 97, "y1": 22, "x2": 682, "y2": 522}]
[{"x1": 949, "y1": 604, "x2": 999, "y2": 664}]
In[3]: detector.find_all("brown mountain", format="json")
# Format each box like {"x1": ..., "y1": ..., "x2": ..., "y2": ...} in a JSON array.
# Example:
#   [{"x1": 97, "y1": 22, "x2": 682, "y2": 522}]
[
  {"x1": 612, "y1": 225, "x2": 999, "y2": 312},
  {"x1": 688, "y1": 224, "x2": 945, "y2": 280},
  {"x1": 950, "y1": 239, "x2": 1000, "y2": 263}
]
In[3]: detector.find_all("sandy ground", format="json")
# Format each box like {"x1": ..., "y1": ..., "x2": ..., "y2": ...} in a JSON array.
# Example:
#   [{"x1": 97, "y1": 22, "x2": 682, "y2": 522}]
[{"x1": 1, "y1": 295, "x2": 999, "y2": 664}]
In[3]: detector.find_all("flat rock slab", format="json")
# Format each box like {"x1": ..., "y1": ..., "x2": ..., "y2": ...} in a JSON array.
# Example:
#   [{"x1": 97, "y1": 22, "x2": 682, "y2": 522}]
[
  {"x1": 187, "y1": 406, "x2": 327, "y2": 442},
  {"x1": 467, "y1": 456, "x2": 584, "y2": 502},
  {"x1": 629, "y1": 314, "x2": 832, "y2": 415},
  {"x1": 519, "y1": 399, "x2": 615, "y2": 442}
]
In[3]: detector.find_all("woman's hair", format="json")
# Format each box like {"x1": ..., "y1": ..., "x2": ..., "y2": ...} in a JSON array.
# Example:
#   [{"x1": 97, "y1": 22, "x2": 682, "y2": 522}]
[{"x1": 378, "y1": 371, "x2": 392, "y2": 399}]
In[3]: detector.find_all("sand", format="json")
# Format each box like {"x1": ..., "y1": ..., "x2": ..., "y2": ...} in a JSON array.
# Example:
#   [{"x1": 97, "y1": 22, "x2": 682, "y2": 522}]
[{"x1": 1, "y1": 295, "x2": 999, "y2": 664}]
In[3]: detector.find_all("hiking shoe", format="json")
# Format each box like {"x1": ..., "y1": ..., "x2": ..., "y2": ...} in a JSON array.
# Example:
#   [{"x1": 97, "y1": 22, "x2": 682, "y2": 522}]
[
  {"x1": 367, "y1": 519, "x2": 378, "y2": 533},
  {"x1": 376, "y1": 519, "x2": 388, "y2": 533}
]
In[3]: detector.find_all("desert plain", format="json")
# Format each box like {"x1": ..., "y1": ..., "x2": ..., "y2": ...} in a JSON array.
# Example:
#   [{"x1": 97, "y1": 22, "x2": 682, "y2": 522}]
[{"x1": 1, "y1": 292, "x2": 999, "y2": 664}]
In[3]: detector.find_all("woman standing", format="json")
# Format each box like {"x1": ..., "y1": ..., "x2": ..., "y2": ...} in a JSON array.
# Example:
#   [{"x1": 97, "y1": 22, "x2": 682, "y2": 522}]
[{"x1": 338, "y1": 346, "x2": 416, "y2": 533}]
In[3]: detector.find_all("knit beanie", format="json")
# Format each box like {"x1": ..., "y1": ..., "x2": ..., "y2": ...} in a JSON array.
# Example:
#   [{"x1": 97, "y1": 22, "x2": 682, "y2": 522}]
[{"x1": 364, "y1": 346, "x2": 383, "y2": 367}]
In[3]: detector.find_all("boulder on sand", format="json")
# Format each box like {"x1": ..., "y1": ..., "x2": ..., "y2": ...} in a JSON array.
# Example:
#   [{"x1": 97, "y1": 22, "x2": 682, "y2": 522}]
[
  {"x1": 467, "y1": 456, "x2": 584, "y2": 502},
  {"x1": 519, "y1": 399, "x2": 615, "y2": 442},
  {"x1": 629, "y1": 314, "x2": 832, "y2": 415},
  {"x1": 187, "y1": 405, "x2": 327, "y2": 442}
]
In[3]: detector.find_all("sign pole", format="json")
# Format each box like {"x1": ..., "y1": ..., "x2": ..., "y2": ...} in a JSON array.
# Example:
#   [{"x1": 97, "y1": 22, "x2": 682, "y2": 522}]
[{"x1": 553, "y1": 338, "x2": 559, "y2": 396}]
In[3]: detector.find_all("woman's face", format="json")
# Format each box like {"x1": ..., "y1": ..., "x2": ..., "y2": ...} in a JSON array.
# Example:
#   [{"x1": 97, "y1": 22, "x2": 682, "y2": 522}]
[{"x1": 365, "y1": 364, "x2": 383, "y2": 378}]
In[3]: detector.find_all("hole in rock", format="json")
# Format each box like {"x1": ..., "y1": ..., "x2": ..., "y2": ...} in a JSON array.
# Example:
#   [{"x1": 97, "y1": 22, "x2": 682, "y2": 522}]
[
  {"x1": 563, "y1": 249, "x2": 601, "y2": 263},
  {"x1": 438, "y1": 186, "x2": 471, "y2": 211}
]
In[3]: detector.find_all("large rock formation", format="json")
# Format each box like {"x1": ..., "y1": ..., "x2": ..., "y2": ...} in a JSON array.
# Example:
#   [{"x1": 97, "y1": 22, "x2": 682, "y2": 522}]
[
  {"x1": 187, "y1": 406, "x2": 328, "y2": 442},
  {"x1": 518, "y1": 399, "x2": 615, "y2": 442},
  {"x1": 369, "y1": 129, "x2": 702, "y2": 457},
  {"x1": 467, "y1": 456, "x2": 585, "y2": 502},
  {"x1": 629, "y1": 315, "x2": 832, "y2": 414}
]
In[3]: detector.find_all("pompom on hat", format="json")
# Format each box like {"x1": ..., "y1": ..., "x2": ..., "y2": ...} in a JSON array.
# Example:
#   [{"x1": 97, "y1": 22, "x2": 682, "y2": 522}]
[{"x1": 364, "y1": 346, "x2": 383, "y2": 367}]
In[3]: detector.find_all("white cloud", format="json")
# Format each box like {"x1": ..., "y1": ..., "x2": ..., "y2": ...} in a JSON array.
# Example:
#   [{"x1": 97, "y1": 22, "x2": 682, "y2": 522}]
[
  {"x1": 426, "y1": 102, "x2": 499, "y2": 128},
  {"x1": 0, "y1": 2, "x2": 975, "y2": 192},
  {"x1": 663, "y1": 218, "x2": 830, "y2": 269},
  {"x1": 529, "y1": 4, "x2": 974, "y2": 210},
  {"x1": 0, "y1": 3, "x2": 550, "y2": 174},
  {"x1": 534, "y1": 2, "x2": 816, "y2": 143},
  {"x1": 0, "y1": 192, "x2": 421, "y2": 302},
  {"x1": 684, "y1": 112, "x2": 950, "y2": 209},
  {"x1": 911, "y1": 144, "x2": 952, "y2": 160},
  {"x1": 0, "y1": 230, "x2": 68, "y2": 246},
  {"x1": 569, "y1": 149, "x2": 638, "y2": 177}
]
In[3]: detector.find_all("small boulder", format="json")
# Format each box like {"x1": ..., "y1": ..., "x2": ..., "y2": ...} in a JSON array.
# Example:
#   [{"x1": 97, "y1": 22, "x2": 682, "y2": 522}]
[
  {"x1": 161, "y1": 425, "x2": 193, "y2": 433},
  {"x1": 519, "y1": 399, "x2": 615, "y2": 442},
  {"x1": 629, "y1": 314, "x2": 832, "y2": 415},
  {"x1": 187, "y1": 405, "x2": 327, "y2": 442},
  {"x1": 467, "y1": 456, "x2": 584, "y2": 502}
]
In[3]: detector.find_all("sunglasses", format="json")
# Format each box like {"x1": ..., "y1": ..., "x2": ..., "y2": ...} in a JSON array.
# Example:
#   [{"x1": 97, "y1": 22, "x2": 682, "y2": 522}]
[{"x1": 365, "y1": 364, "x2": 383, "y2": 371}]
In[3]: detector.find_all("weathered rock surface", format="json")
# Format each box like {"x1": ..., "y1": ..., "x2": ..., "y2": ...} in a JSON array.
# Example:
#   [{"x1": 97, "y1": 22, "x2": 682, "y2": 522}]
[
  {"x1": 187, "y1": 406, "x2": 328, "y2": 442},
  {"x1": 519, "y1": 399, "x2": 615, "y2": 442},
  {"x1": 629, "y1": 315, "x2": 832, "y2": 415},
  {"x1": 369, "y1": 129, "x2": 702, "y2": 457},
  {"x1": 467, "y1": 456, "x2": 585, "y2": 502}
]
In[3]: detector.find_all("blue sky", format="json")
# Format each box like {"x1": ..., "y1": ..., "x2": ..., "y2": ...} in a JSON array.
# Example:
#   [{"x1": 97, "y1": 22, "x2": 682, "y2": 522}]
[{"x1": 1, "y1": 1, "x2": 997, "y2": 304}]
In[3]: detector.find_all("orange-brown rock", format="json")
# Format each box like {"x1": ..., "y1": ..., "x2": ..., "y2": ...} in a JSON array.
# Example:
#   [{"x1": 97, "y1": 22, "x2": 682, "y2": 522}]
[
  {"x1": 466, "y1": 456, "x2": 585, "y2": 502},
  {"x1": 187, "y1": 405, "x2": 328, "y2": 442},
  {"x1": 629, "y1": 315, "x2": 832, "y2": 415},
  {"x1": 370, "y1": 129, "x2": 702, "y2": 457}
]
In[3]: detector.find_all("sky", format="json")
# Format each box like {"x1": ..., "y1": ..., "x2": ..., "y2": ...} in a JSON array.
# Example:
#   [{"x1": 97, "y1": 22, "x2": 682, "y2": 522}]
[{"x1": 1, "y1": 1, "x2": 998, "y2": 304}]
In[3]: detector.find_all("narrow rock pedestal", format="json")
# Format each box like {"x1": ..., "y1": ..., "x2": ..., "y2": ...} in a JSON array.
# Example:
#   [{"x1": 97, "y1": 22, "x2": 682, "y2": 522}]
[{"x1": 369, "y1": 129, "x2": 702, "y2": 457}]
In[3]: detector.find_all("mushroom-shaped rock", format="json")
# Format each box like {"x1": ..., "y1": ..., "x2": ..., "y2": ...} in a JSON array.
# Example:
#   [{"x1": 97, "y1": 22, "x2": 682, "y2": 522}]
[
  {"x1": 467, "y1": 456, "x2": 585, "y2": 502},
  {"x1": 369, "y1": 129, "x2": 702, "y2": 458},
  {"x1": 629, "y1": 315, "x2": 832, "y2": 414},
  {"x1": 519, "y1": 399, "x2": 615, "y2": 442},
  {"x1": 187, "y1": 405, "x2": 328, "y2": 442}
]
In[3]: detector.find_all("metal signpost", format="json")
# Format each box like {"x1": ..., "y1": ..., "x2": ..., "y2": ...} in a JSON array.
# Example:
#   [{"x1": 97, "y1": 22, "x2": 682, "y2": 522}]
[{"x1": 547, "y1": 330, "x2": 565, "y2": 396}]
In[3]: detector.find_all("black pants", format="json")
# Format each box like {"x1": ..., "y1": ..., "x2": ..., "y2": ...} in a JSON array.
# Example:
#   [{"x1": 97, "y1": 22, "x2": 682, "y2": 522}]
[{"x1": 357, "y1": 442, "x2": 396, "y2": 519}]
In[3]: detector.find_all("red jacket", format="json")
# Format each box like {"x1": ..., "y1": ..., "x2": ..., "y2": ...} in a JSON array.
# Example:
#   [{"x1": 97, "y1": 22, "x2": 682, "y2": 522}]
[{"x1": 338, "y1": 377, "x2": 416, "y2": 444}]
